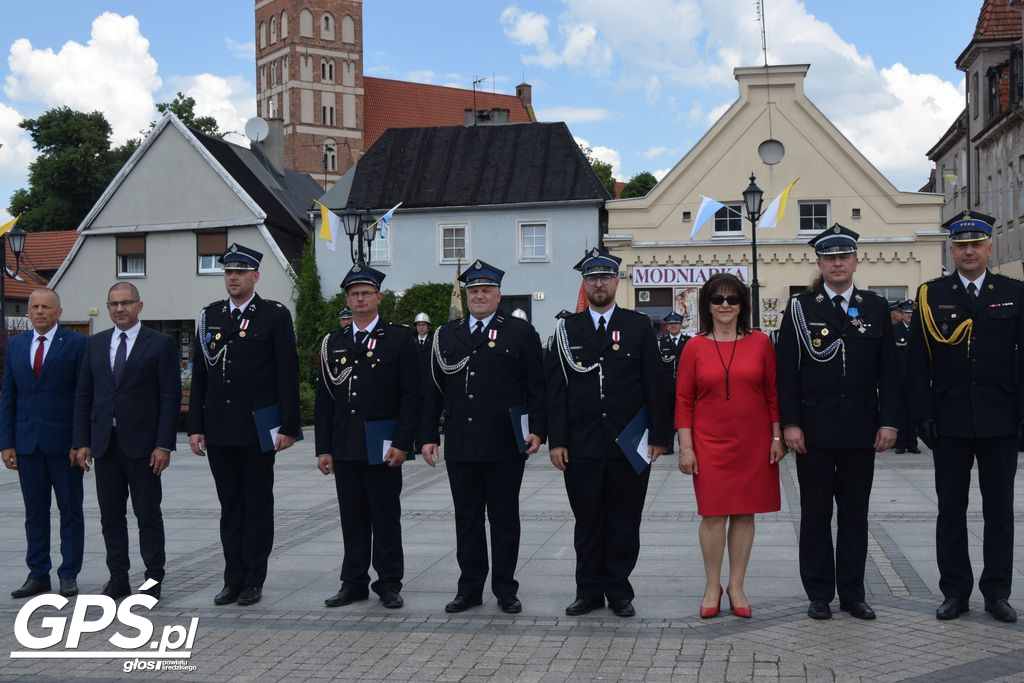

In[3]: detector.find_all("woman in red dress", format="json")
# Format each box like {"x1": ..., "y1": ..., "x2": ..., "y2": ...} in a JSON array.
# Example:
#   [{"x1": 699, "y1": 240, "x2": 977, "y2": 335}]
[{"x1": 675, "y1": 273, "x2": 784, "y2": 618}]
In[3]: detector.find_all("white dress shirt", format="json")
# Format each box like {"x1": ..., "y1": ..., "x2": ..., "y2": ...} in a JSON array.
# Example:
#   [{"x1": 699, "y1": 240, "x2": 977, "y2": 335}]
[
  {"x1": 958, "y1": 271, "x2": 986, "y2": 293},
  {"x1": 230, "y1": 293, "x2": 256, "y2": 317},
  {"x1": 468, "y1": 312, "x2": 496, "y2": 332},
  {"x1": 109, "y1": 321, "x2": 143, "y2": 369},
  {"x1": 352, "y1": 315, "x2": 379, "y2": 340},
  {"x1": 29, "y1": 325, "x2": 57, "y2": 367},
  {"x1": 822, "y1": 283, "x2": 855, "y2": 313},
  {"x1": 589, "y1": 304, "x2": 617, "y2": 329}
]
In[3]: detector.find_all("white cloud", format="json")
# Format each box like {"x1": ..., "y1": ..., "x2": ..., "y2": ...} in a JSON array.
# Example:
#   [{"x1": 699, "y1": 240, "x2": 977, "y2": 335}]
[
  {"x1": 404, "y1": 70, "x2": 467, "y2": 86},
  {"x1": 165, "y1": 74, "x2": 255, "y2": 138},
  {"x1": 501, "y1": 5, "x2": 612, "y2": 72},
  {"x1": 535, "y1": 106, "x2": 611, "y2": 123},
  {"x1": 225, "y1": 38, "x2": 255, "y2": 61},
  {"x1": 575, "y1": 135, "x2": 622, "y2": 179},
  {"x1": 500, "y1": 6, "x2": 549, "y2": 48},
  {"x1": 643, "y1": 145, "x2": 677, "y2": 159},
  {"x1": 4, "y1": 12, "x2": 161, "y2": 144},
  {"x1": 706, "y1": 101, "x2": 732, "y2": 125},
  {"x1": 653, "y1": 167, "x2": 672, "y2": 181},
  {"x1": 0, "y1": 102, "x2": 35, "y2": 185}
]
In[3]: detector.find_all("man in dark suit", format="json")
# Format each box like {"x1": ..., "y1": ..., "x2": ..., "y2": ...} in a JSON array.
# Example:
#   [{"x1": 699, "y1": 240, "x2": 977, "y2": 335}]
[
  {"x1": 776, "y1": 224, "x2": 899, "y2": 621},
  {"x1": 908, "y1": 211, "x2": 1022, "y2": 623},
  {"x1": 188, "y1": 244, "x2": 300, "y2": 607},
  {"x1": 892, "y1": 300, "x2": 919, "y2": 454},
  {"x1": 73, "y1": 282, "x2": 180, "y2": 600},
  {"x1": 546, "y1": 247, "x2": 667, "y2": 618},
  {"x1": 339, "y1": 307, "x2": 353, "y2": 330},
  {"x1": 1, "y1": 288, "x2": 86, "y2": 599},
  {"x1": 422, "y1": 260, "x2": 546, "y2": 615},
  {"x1": 315, "y1": 265, "x2": 418, "y2": 610},
  {"x1": 657, "y1": 312, "x2": 689, "y2": 454}
]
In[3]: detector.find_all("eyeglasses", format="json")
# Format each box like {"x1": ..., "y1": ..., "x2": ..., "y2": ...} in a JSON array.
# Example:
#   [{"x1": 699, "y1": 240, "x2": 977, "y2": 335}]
[
  {"x1": 106, "y1": 300, "x2": 139, "y2": 309},
  {"x1": 584, "y1": 274, "x2": 615, "y2": 284},
  {"x1": 347, "y1": 291, "x2": 378, "y2": 299},
  {"x1": 709, "y1": 294, "x2": 742, "y2": 306}
]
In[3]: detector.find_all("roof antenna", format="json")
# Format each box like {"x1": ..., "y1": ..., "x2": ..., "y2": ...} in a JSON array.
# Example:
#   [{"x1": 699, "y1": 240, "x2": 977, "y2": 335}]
[
  {"x1": 472, "y1": 76, "x2": 486, "y2": 125},
  {"x1": 756, "y1": 0, "x2": 784, "y2": 165}
]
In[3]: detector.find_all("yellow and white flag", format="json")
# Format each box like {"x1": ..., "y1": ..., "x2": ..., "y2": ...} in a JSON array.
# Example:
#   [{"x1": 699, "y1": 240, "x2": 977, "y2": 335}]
[
  {"x1": 316, "y1": 201, "x2": 340, "y2": 252},
  {"x1": 757, "y1": 177, "x2": 799, "y2": 229},
  {"x1": 0, "y1": 214, "x2": 21, "y2": 239}
]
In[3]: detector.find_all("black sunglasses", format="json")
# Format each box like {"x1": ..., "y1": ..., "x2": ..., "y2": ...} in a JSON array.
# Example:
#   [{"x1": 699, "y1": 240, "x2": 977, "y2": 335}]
[{"x1": 709, "y1": 294, "x2": 742, "y2": 306}]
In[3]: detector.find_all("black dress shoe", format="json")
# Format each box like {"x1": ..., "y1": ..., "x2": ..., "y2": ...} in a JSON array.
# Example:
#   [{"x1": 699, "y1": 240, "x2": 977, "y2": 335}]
[
  {"x1": 325, "y1": 586, "x2": 368, "y2": 607},
  {"x1": 214, "y1": 585, "x2": 242, "y2": 605},
  {"x1": 839, "y1": 601, "x2": 876, "y2": 620},
  {"x1": 984, "y1": 598, "x2": 1018, "y2": 623},
  {"x1": 11, "y1": 579, "x2": 51, "y2": 599},
  {"x1": 807, "y1": 600, "x2": 832, "y2": 620},
  {"x1": 444, "y1": 594, "x2": 482, "y2": 613},
  {"x1": 236, "y1": 586, "x2": 262, "y2": 606},
  {"x1": 609, "y1": 598, "x2": 636, "y2": 617},
  {"x1": 379, "y1": 590, "x2": 404, "y2": 609},
  {"x1": 140, "y1": 583, "x2": 161, "y2": 600},
  {"x1": 894, "y1": 447, "x2": 906, "y2": 454},
  {"x1": 907, "y1": 447, "x2": 921, "y2": 454},
  {"x1": 565, "y1": 596, "x2": 604, "y2": 616},
  {"x1": 59, "y1": 579, "x2": 79, "y2": 598},
  {"x1": 936, "y1": 597, "x2": 969, "y2": 620},
  {"x1": 101, "y1": 578, "x2": 131, "y2": 599},
  {"x1": 497, "y1": 596, "x2": 522, "y2": 614}
]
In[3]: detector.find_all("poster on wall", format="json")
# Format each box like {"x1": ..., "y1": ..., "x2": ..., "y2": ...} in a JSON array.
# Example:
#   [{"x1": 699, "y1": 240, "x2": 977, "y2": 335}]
[{"x1": 673, "y1": 287, "x2": 700, "y2": 337}]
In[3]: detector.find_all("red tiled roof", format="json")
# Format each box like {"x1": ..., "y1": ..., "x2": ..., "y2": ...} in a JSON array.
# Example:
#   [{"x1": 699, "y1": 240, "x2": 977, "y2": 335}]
[
  {"x1": 974, "y1": 0, "x2": 1022, "y2": 41},
  {"x1": 2, "y1": 230, "x2": 78, "y2": 300},
  {"x1": 363, "y1": 77, "x2": 534, "y2": 150}
]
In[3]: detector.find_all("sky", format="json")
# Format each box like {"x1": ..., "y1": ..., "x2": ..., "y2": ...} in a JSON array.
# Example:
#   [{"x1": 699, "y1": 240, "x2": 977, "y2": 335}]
[{"x1": 0, "y1": 1, "x2": 984, "y2": 225}]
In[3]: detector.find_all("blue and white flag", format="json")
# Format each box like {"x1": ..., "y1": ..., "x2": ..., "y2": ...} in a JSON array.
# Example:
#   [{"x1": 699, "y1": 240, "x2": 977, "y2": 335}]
[
  {"x1": 378, "y1": 202, "x2": 402, "y2": 239},
  {"x1": 690, "y1": 195, "x2": 725, "y2": 240}
]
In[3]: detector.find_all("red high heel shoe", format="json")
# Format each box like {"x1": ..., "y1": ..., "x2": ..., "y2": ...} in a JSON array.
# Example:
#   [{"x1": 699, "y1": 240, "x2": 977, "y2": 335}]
[
  {"x1": 700, "y1": 585, "x2": 722, "y2": 618},
  {"x1": 726, "y1": 585, "x2": 752, "y2": 618}
]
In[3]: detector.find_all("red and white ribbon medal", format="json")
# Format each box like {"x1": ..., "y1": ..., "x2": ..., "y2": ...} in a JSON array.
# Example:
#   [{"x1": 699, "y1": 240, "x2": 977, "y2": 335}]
[
  {"x1": 488, "y1": 329, "x2": 498, "y2": 348},
  {"x1": 612, "y1": 330, "x2": 620, "y2": 350}
]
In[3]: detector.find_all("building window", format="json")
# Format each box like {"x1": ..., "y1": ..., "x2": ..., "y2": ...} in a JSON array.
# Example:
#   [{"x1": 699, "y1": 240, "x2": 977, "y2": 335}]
[
  {"x1": 997, "y1": 170, "x2": 1003, "y2": 222},
  {"x1": 323, "y1": 140, "x2": 337, "y2": 171},
  {"x1": 713, "y1": 203, "x2": 742, "y2": 234},
  {"x1": 987, "y1": 67, "x2": 999, "y2": 120},
  {"x1": 972, "y1": 72, "x2": 979, "y2": 118},
  {"x1": 440, "y1": 224, "x2": 468, "y2": 263},
  {"x1": 321, "y1": 13, "x2": 335, "y2": 40},
  {"x1": 270, "y1": 17, "x2": 277, "y2": 44},
  {"x1": 974, "y1": 149, "x2": 981, "y2": 205},
  {"x1": 1013, "y1": 47, "x2": 1023, "y2": 106},
  {"x1": 868, "y1": 286, "x2": 907, "y2": 305},
  {"x1": 341, "y1": 14, "x2": 356, "y2": 43},
  {"x1": 370, "y1": 230, "x2": 390, "y2": 266},
  {"x1": 196, "y1": 231, "x2": 227, "y2": 274},
  {"x1": 259, "y1": 22, "x2": 267, "y2": 49},
  {"x1": 328, "y1": 61, "x2": 334, "y2": 81},
  {"x1": 987, "y1": 177, "x2": 993, "y2": 215},
  {"x1": 518, "y1": 221, "x2": 549, "y2": 261},
  {"x1": 116, "y1": 235, "x2": 146, "y2": 277},
  {"x1": 799, "y1": 201, "x2": 829, "y2": 232},
  {"x1": 299, "y1": 9, "x2": 313, "y2": 37},
  {"x1": 321, "y1": 61, "x2": 326, "y2": 80},
  {"x1": 281, "y1": 11, "x2": 288, "y2": 38},
  {"x1": 1008, "y1": 164, "x2": 1015, "y2": 224}
]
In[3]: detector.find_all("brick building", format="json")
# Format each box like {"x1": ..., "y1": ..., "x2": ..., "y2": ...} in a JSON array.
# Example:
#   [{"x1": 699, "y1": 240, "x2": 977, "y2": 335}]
[{"x1": 254, "y1": 0, "x2": 534, "y2": 187}]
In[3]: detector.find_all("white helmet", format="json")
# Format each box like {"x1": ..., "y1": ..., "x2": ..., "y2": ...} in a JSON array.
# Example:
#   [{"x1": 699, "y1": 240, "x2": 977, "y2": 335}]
[
  {"x1": 414, "y1": 312, "x2": 431, "y2": 324},
  {"x1": 511, "y1": 308, "x2": 528, "y2": 320}
]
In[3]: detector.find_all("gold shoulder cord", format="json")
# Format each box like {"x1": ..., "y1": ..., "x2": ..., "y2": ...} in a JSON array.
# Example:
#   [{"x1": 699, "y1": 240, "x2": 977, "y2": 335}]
[{"x1": 918, "y1": 283, "x2": 973, "y2": 360}]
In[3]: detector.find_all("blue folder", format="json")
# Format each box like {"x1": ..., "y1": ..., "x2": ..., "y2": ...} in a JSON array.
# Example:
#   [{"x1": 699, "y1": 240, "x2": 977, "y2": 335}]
[
  {"x1": 615, "y1": 406, "x2": 652, "y2": 475},
  {"x1": 364, "y1": 419, "x2": 398, "y2": 465},
  {"x1": 252, "y1": 404, "x2": 304, "y2": 453},
  {"x1": 509, "y1": 406, "x2": 529, "y2": 454}
]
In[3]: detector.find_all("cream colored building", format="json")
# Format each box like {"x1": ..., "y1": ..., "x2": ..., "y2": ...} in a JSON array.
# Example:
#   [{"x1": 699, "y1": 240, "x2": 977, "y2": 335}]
[{"x1": 605, "y1": 64, "x2": 945, "y2": 335}]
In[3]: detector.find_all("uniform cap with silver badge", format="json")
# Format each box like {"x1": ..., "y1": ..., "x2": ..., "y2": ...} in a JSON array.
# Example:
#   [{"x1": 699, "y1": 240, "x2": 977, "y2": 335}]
[
  {"x1": 573, "y1": 246, "x2": 621, "y2": 276},
  {"x1": 808, "y1": 224, "x2": 859, "y2": 256},
  {"x1": 218, "y1": 243, "x2": 263, "y2": 270}
]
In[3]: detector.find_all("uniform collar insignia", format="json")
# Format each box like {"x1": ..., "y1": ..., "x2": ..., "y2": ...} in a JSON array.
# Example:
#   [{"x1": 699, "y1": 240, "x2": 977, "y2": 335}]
[
  {"x1": 815, "y1": 293, "x2": 824, "y2": 303},
  {"x1": 853, "y1": 293, "x2": 863, "y2": 304}
]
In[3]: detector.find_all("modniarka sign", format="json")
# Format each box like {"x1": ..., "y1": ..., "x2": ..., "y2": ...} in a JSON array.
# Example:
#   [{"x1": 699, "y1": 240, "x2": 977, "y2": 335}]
[{"x1": 631, "y1": 265, "x2": 749, "y2": 286}]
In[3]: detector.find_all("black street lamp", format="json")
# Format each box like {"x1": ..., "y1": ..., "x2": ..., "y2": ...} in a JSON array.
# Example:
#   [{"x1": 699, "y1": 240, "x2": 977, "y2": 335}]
[
  {"x1": 0, "y1": 224, "x2": 28, "y2": 343},
  {"x1": 742, "y1": 173, "x2": 765, "y2": 330},
  {"x1": 340, "y1": 207, "x2": 379, "y2": 265}
]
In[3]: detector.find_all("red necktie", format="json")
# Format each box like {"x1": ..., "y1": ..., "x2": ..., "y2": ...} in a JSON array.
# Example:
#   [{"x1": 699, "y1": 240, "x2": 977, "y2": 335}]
[{"x1": 33, "y1": 336, "x2": 45, "y2": 380}]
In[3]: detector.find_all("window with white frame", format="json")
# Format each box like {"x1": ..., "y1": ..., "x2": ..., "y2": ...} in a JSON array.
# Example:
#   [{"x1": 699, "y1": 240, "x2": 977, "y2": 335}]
[
  {"x1": 370, "y1": 230, "x2": 390, "y2": 265},
  {"x1": 713, "y1": 204, "x2": 742, "y2": 234},
  {"x1": 868, "y1": 286, "x2": 907, "y2": 304},
  {"x1": 440, "y1": 224, "x2": 468, "y2": 263},
  {"x1": 116, "y1": 235, "x2": 146, "y2": 277},
  {"x1": 519, "y1": 221, "x2": 549, "y2": 261},
  {"x1": 799, "y1": 201, "x2": 830, "y2": 233},
  {"x1": 196, "y1": 231, "x2": 227, "y2": 274}
]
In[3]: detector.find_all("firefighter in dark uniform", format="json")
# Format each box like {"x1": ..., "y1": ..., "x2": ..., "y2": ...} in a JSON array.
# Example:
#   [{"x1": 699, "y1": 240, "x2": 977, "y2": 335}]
[
  {"x1": 546, "y1": 247, "x2": 667, "y2": 618},
  {"x1": 188, "y1": 243, "x2": 300, "y2": 607},
  {"x1": 314, "y1": 265, "x2": 418, "y2": 610},
  {"x1": 775, "y1": 225, "x2": 899, "y2": 621},
  {"x1": 412, "y1": 312, "x2": 433, "y2": 453},
  {"x1": 908, "y1": 211, "x2": 1021, "y2": 623},
  {"x1": 339, "y1": 307, "x2": 353, "y2": 330},
  {"x1": 657, "y1": 312, "x2": 689, "y2": 454},
  {"x1": 421, "y1": 260, "x2": 546, "y2": 615},
  {"x1": 892, "y1": 300, "x2": 919, "y2": 454}
]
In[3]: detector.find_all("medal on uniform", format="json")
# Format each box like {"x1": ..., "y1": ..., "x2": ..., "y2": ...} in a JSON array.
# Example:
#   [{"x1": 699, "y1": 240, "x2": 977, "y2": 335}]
[
  {"x1": 239, "y1": 319, "x2": 249, "y2": 338},
  {"x1": 366, "y1": 338, "x2": 376, "y2": 357},
  {"x1": 612, "y1": 330, "x2": 620, "y2": 350},
  {"x1": 487, "y1": 329, "x2": 497, "y2": 348},
  {"x1": 848, "y1": 307, "x2": 859, "y2": 318},
  {"x1": 209, "y1": 342, "x2": 216, "y2": 350},
  {"x1": 214, "y1": 333, "x2": 221, "y2": 340},
  {"x1": 340, "y1": 357, "x2": 347, "y2": 365},
  {"x1": 821, "y1": 328, "x2": 829, "y2": 336},
  {"x1": 812, "y1": 338, "x2": 821, "y2": 348}
]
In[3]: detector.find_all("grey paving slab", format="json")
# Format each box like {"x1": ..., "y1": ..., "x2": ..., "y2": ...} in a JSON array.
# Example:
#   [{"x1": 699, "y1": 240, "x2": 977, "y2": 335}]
[{"x1": 0, "y1": 438, "x2": 1021, "y2": 681}]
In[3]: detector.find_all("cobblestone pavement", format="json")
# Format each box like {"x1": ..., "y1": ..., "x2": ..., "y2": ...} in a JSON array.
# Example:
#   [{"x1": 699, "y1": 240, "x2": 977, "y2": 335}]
[{"x1": 0, "y1": 437, "x2": 1021, "y2": 681}]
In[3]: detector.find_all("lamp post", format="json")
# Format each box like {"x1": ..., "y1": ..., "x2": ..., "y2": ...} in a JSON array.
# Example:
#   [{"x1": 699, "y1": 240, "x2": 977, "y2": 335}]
[
  {"x1": 340, "y1": 207, "x2": 379, "y2": 265},
  {"x1": 742, "y1": 173, "x2": 765, "y2": 330},
  {"x1": 0, "y1": 224, "x2": 27, "y2": 344}
]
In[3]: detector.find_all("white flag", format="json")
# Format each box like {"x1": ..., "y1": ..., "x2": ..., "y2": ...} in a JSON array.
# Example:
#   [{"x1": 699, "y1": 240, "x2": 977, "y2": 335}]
[
  {"x1": 317, "y1": 201, "x2": 340, "y2": 252},
  {"x1": 757, "y1": 177, "x2": 799, "y2": 229}
]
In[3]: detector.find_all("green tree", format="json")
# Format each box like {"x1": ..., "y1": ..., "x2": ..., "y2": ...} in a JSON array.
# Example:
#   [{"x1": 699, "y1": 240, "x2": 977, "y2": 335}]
[
  {"x1": 392, "y1": 283, "x2": 465, "y2": 327},
  {"x1": 154, "y1": 92, "x2": 221, "y2": 137},
  {"x1": 620, "y1": 171, "x2": 658, "y2": 199},
  {"x1": 8, "y1": 107, "x2": 136, "y2": 231},
  {"x1": 579, "y1": 145, "x2": 616, "y2": 198},
  {"x1": 293, "y1": 239, "x2": 331, "y2": 386}
]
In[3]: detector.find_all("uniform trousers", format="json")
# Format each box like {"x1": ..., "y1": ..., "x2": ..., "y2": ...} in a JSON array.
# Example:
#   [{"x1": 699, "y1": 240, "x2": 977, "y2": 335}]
[
  {"x1": 796, "y1": 447, "x2": 874, "y2": 603},
  {"x1": 445, "y1": 459, "x2": 525, "y2": 599},
  {"x1": 334, "y1": 461, "x2": 403, "y2": 595},
  {"x1": 207, "y1": 445, "x2": 275, "y2": 588},
  {"x1": 95, "y1": 431, "x2": 165, "y2": 582},
  {"x1": 933, "y1": 435, "x2": 1017, "y2": 601},
  {"x1": 563, "y1": 456, "x2": 650, "y2": 602},
  {"x1": 18, "y1": 449, "x2": 84, "y2": 581}
]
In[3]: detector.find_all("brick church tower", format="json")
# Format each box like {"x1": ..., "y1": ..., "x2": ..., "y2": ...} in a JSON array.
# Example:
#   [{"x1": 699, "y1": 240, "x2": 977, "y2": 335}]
[{"x1": 254, "y1": 0, "x2": 364, "y2": 186}]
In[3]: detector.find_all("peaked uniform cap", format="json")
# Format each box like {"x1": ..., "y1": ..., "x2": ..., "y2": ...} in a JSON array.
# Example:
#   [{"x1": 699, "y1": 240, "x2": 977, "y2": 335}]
[
  {"x1": 808, "y1": 224, "x2": 859, "y2": 255},
  {"x1": 458, "y1": 259, "x2": 504, "y2": 288},
  {"x1": 341, "y1": 263, "x2": 386, "y2": 290},
  {"x1": 663, "y1": 312, "x2": 684, "y2": 324},
  {"x1": 574, "y1": 246, "x2": 621, "y2": 275},
  {"x1": 338, "y1": 307, "x2": 353, "y2": 319},
  {"x1": 943, "y1": 210, "x2": 994, "y2": 243},
  {"x1": 219, "y1": 243, "x2": 263, "y2": 270}
]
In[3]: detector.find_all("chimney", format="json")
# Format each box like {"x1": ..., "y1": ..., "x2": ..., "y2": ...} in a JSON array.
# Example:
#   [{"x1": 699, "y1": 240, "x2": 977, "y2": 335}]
[
  {"x1": 261, "y1": 117, "x2": 285, "y2": 173},
  {"x1": 516, "y1": 82, "x2": 532, "y2": 108}
]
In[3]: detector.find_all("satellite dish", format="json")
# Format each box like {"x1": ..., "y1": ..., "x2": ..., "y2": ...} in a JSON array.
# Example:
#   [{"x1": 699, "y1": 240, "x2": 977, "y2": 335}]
[
  {"x1": 244, "y1": 117, "x2": 270, "y2": 143},
  {"x1": 758, "y1": 139, "x2": 785, "y2": 165}
]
